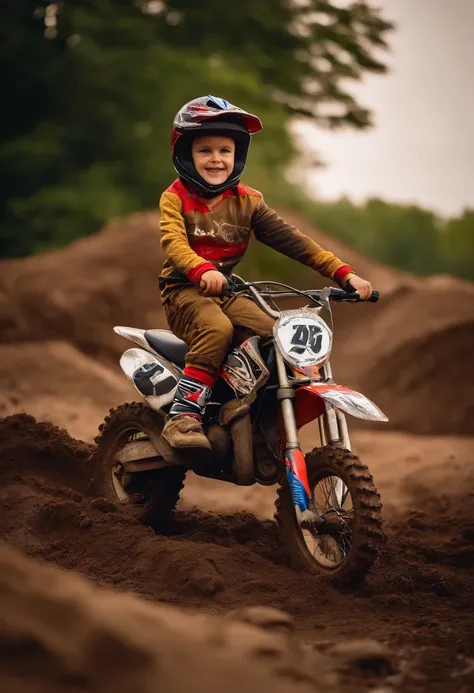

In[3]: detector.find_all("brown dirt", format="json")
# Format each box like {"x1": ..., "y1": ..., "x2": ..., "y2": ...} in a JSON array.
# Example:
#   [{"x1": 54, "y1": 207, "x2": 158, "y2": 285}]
[
  {"x1": 0, "y1": 212, "x2": 166, "y2": 363},
  {"x1": 330, "y1": 275, "x2": 474, "y2": 435},
  {"x1": 1, "y1": 208, "x2": 473, "y2": 690},
  {"x1": 1, "y1": 413, "x2": 474, "y2": 692},
  {"x1": 0, "y1": 340, "x2": 135, "y2": 441},
  {"x1": 0, "y1": 543, "x2": 339, "y2": 693},
  {"x1": 0, "y1": 209, "x2": 473, "y2": 435}
]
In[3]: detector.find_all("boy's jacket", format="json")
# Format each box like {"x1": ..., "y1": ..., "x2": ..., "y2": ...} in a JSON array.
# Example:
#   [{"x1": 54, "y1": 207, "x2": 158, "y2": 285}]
[{"x1": 158, "y1": 179, "x2": 354, "y2": 299}]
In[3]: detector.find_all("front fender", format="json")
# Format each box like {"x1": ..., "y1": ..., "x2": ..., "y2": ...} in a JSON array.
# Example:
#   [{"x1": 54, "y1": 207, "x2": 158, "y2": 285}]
[{"x1": 295, "y1": 382, "x2": 388, "y2": 426}]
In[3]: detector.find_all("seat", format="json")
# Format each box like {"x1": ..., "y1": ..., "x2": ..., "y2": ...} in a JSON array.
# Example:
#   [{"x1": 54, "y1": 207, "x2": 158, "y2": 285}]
[{"x1": 144, "y1": 329, "x2": 189, "y2": 368}]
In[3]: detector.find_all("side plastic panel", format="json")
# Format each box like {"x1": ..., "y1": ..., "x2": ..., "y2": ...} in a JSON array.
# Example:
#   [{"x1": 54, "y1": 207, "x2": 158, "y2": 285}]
[
  {"x1": 295, "y1": 382, "x2": 388, "y2": 423},
  {"x1": 120, "y1": 348, "x2": 178, "y2": 410}
]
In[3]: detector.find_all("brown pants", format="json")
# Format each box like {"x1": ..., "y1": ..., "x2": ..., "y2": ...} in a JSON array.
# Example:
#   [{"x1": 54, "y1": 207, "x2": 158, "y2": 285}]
[{"x1": 163, "y1": 286, "x2": 275, "y2": 375}]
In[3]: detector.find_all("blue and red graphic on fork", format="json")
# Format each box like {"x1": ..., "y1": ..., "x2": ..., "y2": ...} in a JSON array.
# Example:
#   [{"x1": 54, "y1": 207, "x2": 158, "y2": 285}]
[{"x1": 285, "y1": 447, "x2": 311, "y2": 512}]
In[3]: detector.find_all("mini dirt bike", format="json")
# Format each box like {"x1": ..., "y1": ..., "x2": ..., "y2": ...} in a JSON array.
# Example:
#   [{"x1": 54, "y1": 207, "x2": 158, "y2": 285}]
[{"x1": 92, "y1": 277, "x2": 387, "y2": 582}]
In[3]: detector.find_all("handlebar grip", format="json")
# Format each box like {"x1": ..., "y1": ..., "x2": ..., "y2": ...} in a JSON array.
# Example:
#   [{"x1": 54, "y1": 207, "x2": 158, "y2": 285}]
[
  {"x1": 329, "y1": 288, "x2": 380, "y2": 302},
  {"x1": 329, "y1": 288, "x2": 354, "y2": 302}
]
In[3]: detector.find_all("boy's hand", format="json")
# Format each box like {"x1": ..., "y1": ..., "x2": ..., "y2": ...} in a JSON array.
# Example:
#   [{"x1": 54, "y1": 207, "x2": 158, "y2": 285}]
[
  {"x1": 200, "y1": 270, "x2": 228, "y2": 296},
  {"x1": 348, "y1": 275, "x2": 373, "y2": 300}
]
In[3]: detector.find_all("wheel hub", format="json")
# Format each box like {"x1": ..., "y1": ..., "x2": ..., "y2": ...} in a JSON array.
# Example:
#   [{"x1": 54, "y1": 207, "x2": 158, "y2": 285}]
[{"x1": 317, "y1": 509, "x2": 346, "y2": 536}]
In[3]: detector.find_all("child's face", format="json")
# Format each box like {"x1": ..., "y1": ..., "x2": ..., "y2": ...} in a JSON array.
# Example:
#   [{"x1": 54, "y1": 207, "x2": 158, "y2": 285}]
[{"x1": 192, "y1": 135, "x2": 235, "y2": 187}]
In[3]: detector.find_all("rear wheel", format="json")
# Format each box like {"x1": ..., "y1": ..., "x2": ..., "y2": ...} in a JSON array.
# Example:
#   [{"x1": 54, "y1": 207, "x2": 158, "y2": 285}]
[
  {"x1": 89, "y1": 402, "x2": 185, "y2": 531},
  {"x1": 275, "y1": 446, "x2": 384, "y2": 583}
]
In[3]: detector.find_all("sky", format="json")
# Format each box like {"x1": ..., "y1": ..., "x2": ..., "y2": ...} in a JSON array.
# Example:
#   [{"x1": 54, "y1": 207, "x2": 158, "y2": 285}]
[{"x1": 291, "y1": 0, "x2": 474, "y2": 217}]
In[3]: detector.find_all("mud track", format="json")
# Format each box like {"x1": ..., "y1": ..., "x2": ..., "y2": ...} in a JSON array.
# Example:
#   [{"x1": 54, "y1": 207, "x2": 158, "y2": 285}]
[{"x1": 1, "y1": 413, "x2": 473, "y2": 692}]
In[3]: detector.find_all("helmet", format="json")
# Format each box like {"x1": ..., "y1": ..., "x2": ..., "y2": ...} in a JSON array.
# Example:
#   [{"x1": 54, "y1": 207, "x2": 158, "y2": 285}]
[{"x1": 171, "y1": 95, "x2": 263, "y2": 198}]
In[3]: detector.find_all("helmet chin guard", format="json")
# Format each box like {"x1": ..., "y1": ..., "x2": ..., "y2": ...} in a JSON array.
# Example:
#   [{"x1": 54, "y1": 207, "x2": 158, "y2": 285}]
[{"x1": 171, "y1": 96, "x2": 262, "y2": 197}]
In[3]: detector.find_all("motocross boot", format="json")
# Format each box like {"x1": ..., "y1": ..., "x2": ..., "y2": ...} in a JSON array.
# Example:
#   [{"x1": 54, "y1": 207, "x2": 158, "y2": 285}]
[{"x1": 162, "y1": 376, "x2": 212, "y2": 451}]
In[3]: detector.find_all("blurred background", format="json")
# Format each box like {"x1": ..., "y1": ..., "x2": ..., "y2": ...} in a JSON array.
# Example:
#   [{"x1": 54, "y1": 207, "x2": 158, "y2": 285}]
[
  {"x1": 2, "y1": 0, "x2": 473, "y2": 279},
  {"x1": 0, "y1": 1, "x2": 473, "y2": 510},
  {"x1": 2, "y1": 8, "x2": 474, "y2": 686}
]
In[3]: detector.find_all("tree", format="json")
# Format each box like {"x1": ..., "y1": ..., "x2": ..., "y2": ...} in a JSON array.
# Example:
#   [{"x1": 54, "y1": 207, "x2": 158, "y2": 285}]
[
  {"x1": 362, "y1": 198, "x2": 441, "y2": 275},
  {"x1": 441, "y1": 210, "x2": 474, "y2": 281},
  {"x1": 297, "y1": 196, "x2": 444, "y2": 278},
  {"x1": 1, "y1": 0, "x2": 393, "y2": 257}
]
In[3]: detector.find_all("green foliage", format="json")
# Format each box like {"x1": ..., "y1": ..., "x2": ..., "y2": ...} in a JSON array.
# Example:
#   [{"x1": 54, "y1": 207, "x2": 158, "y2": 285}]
[
  {"x1": 5, "y1": 2, "x2": 472, "y2": 285},
  {"x1": 439, "y1": 210, "x2": 474, "y2": 281},
  {"x1": 1, "y1": 0, "x2": 392, "y2": 257},
  {"x1": 301, "y1": 197, "x2": 442, "y2": 275},
  {"x1": 239, "y1": 237, "x2": 316, "y2": 289}
]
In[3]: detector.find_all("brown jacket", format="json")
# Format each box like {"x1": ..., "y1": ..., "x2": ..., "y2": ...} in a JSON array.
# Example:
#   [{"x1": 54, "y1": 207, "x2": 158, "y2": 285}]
[{"x1": 158, "y1": 179, "x2": 355, "y2": 300}]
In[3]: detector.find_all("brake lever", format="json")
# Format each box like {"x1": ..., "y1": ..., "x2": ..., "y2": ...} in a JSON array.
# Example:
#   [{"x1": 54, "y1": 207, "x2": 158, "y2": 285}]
[
  {"x1": 221, "y1": 283, "x2": 234, "y2": 298},
  {"x1": 220, "y1": 274, "x2": 248, "y2": 298}
]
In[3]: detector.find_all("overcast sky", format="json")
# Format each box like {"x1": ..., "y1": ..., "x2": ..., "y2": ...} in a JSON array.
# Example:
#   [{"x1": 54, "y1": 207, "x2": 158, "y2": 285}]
[{"x1": 292, "y1": 0, "x2": 474, "y2": 217}]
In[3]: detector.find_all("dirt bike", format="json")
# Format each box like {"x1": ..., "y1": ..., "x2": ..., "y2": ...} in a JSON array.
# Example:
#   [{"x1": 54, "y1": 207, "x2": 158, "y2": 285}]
[{"x1": 92, "y1": 277, "x2": 387, "y2": 582}]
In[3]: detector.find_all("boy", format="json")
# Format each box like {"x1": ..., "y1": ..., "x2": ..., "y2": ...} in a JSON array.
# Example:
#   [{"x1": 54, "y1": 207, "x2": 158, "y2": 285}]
[{"x1": 159, "y1": 95, "x2": 372, "y2": 450}]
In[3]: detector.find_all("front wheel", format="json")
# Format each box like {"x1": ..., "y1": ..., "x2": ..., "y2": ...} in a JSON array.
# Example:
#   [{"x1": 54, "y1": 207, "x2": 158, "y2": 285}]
[{"x1": 275, "y1": 446, "x2": 384, "y2": 583}]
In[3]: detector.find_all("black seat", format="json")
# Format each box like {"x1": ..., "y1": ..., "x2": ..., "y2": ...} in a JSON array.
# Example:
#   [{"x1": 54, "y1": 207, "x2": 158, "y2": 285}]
[{"x1": 145, "y1": 329, "x2": 189, "y2": 368}]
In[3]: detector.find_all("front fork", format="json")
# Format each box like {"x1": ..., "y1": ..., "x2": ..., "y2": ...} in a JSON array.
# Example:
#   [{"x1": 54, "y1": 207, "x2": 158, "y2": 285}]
[
  {"x1": 276, "y1": 351, "x2": 350, "y2": 526},
  {"x1": 317, "y1": 361, "x2": 352, "y2": 451}
]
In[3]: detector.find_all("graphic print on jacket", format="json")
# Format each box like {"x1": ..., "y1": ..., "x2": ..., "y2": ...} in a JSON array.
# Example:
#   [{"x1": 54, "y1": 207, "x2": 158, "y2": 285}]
[
  {"x1": 187, "y1": 216, "x2": 250, "y2": 275},
  {"x1": 158, "y1": 178, "x2": 356, "y2": 300}
]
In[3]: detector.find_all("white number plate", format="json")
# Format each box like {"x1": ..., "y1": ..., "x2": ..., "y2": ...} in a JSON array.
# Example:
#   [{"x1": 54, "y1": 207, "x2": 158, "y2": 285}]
[{"x1": 274, "y1": 311, "x2": 332, "y2": 368}]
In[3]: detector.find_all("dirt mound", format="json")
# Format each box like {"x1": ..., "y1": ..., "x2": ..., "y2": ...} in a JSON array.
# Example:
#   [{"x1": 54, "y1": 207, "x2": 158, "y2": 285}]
[
  {"x1": 1, "y1": 544, "x2": 340, "y2": 693},
  {"x1": 364, "y1": 318, "x2": 474, "y2": 434},
  {"x1": 1, "y1": 414, "x2": 474, "y2": 691},
  {"x1": 0, "y1": 414, "x2": 332, "y2": 611},
  {"x1": 330, "y1": 276, "x2": 474, "y2": 434},
  {"x1": 0, "y1": 209, "x2": 472, "y2": 436},
  {"x1": 0, "y1": 207, "x2": 403, "y2": 358},
  {"x1": 0, "y1": 341, "x2": 135, "y2": 441},
  {"x1": 0, "y1": 212, "x2": 167, "y2": 362}
]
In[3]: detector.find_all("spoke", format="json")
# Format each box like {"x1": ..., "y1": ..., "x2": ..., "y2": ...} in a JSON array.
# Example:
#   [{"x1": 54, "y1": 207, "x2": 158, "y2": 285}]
[
  {"x1": 317, "y1": 475, "x2": 346, "y2": 512},
  {"x1": 335, "y1": 531, "x2": 351, "y2": 557},
  {"x1": 339, "y1": 512, "x2": 353, "y2": 534},
  {"x1": 326, "y1": 537, "x2": 342, "y2": 562},
  {"x1": 341, "y1": 485, "x2": 350, "y2": 507},
  {"x1": 328, "y1": 476, "x2": 340, "y2": 508},
  {"x1": 321, "y1": 477, "x2": 333, "y2": 509}
]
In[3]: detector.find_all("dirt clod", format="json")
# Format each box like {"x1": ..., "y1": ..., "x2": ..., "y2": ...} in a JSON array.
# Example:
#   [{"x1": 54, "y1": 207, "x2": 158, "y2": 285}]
[
  {"x1": 328, "y1": 639, "x2": 395, "y2": 676},
  {"x1": 228, "y1": 606, "x2": 295, "y2": 634}
]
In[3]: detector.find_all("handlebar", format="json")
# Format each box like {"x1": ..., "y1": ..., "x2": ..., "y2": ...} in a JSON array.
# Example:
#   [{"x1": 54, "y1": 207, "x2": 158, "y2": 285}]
[
  {"x1": 160, "y1": 274, "x2": 379, "y2": 317},
  {"x1": 222, "y1": 277, "x2": 379, "y2": 304}
]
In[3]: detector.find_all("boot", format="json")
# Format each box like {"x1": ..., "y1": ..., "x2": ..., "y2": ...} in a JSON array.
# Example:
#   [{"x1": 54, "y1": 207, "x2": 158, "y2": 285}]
[{"x1": 162, "y1": 376, "x2": 212, "y2": 451}]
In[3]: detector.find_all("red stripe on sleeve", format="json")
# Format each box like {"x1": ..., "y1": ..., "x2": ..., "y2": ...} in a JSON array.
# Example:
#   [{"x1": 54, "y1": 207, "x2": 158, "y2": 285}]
[
  {"x1": 187, "y1": 261, "x2": 216, "y2": 285},
  {"x1": 334, "y1": 264, "x2": 353, "y2": 284}
]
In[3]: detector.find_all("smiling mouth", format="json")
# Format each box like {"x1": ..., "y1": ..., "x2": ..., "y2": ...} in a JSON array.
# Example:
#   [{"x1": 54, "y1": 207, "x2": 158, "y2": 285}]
[{"x1": 205, "y1": 168, "x2": 225, "y2": 173}]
